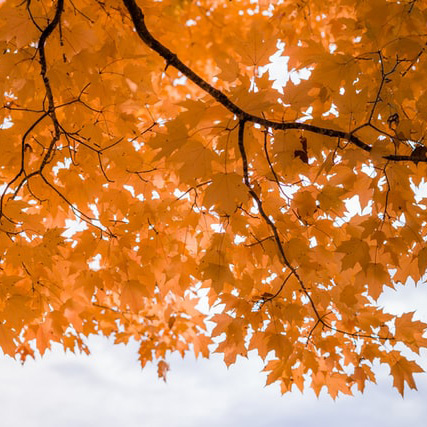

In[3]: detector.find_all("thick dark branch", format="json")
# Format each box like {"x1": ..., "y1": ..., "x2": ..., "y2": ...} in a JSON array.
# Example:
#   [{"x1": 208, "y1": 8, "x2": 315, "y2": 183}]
[
  {"x1": 38, "y1": 0, "x2": 64, "y2": 172},
  {"x1": 123, "y1": 0, "x2": 427, "y2": 164},
  {"x1": 385, "y1": 154, "x2": 427, "y2": 162},
  {"x1": 122, "y1": 0, "x2": 372, "y2": 153}
]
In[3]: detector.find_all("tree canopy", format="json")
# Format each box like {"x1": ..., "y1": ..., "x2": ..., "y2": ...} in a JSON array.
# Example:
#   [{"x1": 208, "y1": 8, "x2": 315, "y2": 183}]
[{"x1": 1, "y1": 0, "x2": 427, "y2": 398}]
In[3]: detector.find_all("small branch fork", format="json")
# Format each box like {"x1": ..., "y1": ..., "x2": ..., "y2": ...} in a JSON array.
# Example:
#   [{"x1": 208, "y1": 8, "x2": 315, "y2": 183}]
[{"x1": 122, "y1": 0, "x2": 397, "y2": 342}]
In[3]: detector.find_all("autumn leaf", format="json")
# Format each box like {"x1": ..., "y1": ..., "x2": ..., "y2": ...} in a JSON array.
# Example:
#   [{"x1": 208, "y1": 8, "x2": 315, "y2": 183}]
[
  {"x1": 417, "y1": 247, "x2": 427, "y2": 277},
  {"x1": 337, "y1": 238, "x2": 370, "y2": 271},
  {"x1": 292, "y1": 190, "x2": 317, "y2": 222},
  {"x1": 317, "y1": 185, "x2": 347, "y2": 213},
  {"x1": 203, "y1": 173, "x2": 249, "y2": 215},
  {"x1": 394, "y1": 312, "x2": 427, "y2": 354},
  {"x1": 365, "y1": 263, "x2": 390, "y2": 300},
  {"x1": 157, "y1": 360, "x2": 170, "y2": 382},
  {"x1": 0, "y1": 324, "x2": 17, "y2": 357},
  {"x1": 389, "y1": 352, "x2": 424, "y2": 397}
]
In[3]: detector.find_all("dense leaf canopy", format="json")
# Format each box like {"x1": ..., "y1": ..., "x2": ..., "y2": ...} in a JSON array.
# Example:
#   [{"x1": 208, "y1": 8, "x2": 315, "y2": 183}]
[{"x1": 1, "y1": 0, "x2": 427, "y2": 397}]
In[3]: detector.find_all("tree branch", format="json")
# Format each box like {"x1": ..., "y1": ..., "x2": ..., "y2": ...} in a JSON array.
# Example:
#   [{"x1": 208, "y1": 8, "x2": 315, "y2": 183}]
[
  {"x1": 122, "y1": 0, "x2": 373, "y2": 153},
  {"x1": 122, "y1": 0, "x2": 427, "y2": 164},
  {"x1": 37, "y1": 0, "x2": 64, "y2": 172}
]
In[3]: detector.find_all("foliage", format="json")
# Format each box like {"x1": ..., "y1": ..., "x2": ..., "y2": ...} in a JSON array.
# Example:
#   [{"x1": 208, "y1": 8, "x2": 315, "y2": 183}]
[{"x1": 1, "y1": 0, "x2": 427, "y2": 397}]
